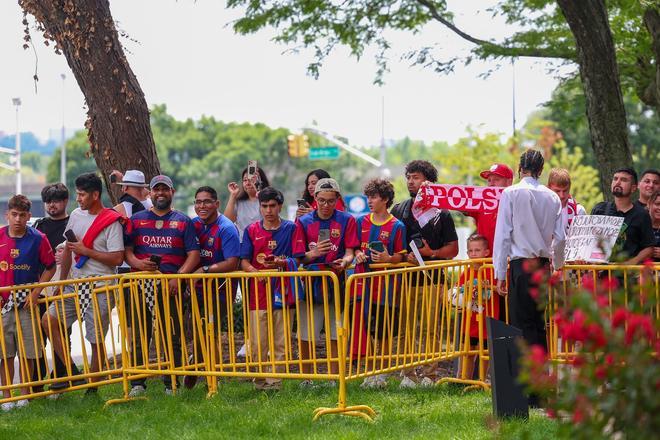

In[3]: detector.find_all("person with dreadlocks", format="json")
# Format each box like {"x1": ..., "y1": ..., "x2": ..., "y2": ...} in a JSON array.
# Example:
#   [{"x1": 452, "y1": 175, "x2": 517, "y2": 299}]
[{"x1": 493, "y1": 150, "x2": 565, "y2": 353}]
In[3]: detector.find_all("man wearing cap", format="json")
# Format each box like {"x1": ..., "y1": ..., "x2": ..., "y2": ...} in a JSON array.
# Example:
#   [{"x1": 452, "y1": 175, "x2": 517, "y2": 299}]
[
  {"x1": 111, "y1": 169, "x2": 153, "y2": 219},
  {"x1": 292, "y1": 178, "x2": 359, "y2": 383},
  {"x1": 124, "y1": 175, "x2": 200, "y2": 396},
  {"x1": 467, "y1": 163, "x2": 514, "y2": 249}
]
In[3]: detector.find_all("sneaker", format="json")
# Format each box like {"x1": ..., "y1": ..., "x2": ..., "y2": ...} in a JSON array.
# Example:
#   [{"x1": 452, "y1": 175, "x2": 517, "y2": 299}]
[
  {"x1": 299, "y1": 380, "x2": 315, "y2": 389},
  {"x1": 84, "y1": 387, "x2": 99, "y2": 396},
  {"x1": 184, "y1": 375, "x2": 198, "y2": 390},
  {"x1": 46, "y1": 393, "x2": 60, "y2": 401},
  {"x1": 128, "y1": 385, "x2": 146, "y2": 398},
  {"x1": 419, "y1": 377, "x2": 435, "y2": 388},
  {"x1": 360, "y1": 376, "x2": 375, "y2": 389},
  {"x1": 372, "y1": 375, "x2": 388, "y2": 389},
  {"x1": 1, "y1": 402, "x2": 16, "y2": 412},
  {"x1": 164, "y1": 387, "x2": 174, "y2": 396},
  {"x1": 15, "y1": 399, "x2": 29, "y2": 408},
  {"x1": 400, "y1": 376, "x2": 418, "y2": 389},
  {"x1": 49, "y1": 377, "x2": 87, "y2": 391}
]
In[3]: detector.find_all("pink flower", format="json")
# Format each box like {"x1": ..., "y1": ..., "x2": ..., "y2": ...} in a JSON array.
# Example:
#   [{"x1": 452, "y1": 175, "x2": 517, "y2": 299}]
[
  {"x1": 595, "y1": 366, "x2": 607, "y2": 380},
  {"x1": 587, "y1": 323, "x2": 606, "y2": 348},
  {"x1": 611, "y1": 308, "x2": 628, "y2": 328},
  {"x1": 529, "y1": 344, "x2": 547, "y2": 366},
  {"x1": 582, "y1": 276, "x2": 596, "y2": 293}
]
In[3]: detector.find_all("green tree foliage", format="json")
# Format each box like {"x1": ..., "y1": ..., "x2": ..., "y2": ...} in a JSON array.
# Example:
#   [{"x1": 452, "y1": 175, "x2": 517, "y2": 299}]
[{"x1": 542, "y1": 78, "x2": 660, "y2": 171}]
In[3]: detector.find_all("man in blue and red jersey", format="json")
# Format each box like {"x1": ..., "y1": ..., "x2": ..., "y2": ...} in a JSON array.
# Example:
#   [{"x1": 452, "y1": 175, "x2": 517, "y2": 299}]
[
  {"x1": 353, "y1": 179, "x2": 406, "y2": 389},
  {"x1": 240, "y1": 187, "x2": 297, "y2": 390},
  {"x1": 43, "y1": 173, "x2": 125, "y2": 393},
  {"x1": 0, "y1": 195, "x2": 56, "y2": 410},
  {"x1": 125, "y1": 175, "x2": 200, "y2": 396},
  {"x1": 293, "y1": 178, "x2": 359, "y2": 381},
  {"x1": 184, "y1": 185, "x2": 240, "y2": 389}
]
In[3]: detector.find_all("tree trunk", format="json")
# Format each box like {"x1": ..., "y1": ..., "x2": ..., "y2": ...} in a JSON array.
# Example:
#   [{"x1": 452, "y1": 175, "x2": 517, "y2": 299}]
[
  {"x1": 556, "y1": 0, "x2": 633, "y2": 199},
  {"x1": 20, "y1": 0, "x2": 160, "y2": 204},
  {"x1": 643, "y1": 7, "x2": 660, "y2": 110}
]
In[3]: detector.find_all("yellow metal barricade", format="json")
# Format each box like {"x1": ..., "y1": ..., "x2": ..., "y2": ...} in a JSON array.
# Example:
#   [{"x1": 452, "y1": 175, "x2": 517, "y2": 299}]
[
  {"x1": 106, "y1": 270, "x2": 349, "y2": 410},
  {"x1": 0, "y1": 275, "x2": 124, "y2": 404}
]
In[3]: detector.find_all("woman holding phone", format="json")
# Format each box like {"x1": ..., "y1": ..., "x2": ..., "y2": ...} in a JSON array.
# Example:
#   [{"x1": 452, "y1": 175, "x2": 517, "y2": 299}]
[
  {"x1": 296, "y1": 169, "x2": 345, "y2": 218},
  {"x1": 225, "y1": 166, "x2": 270, "y2": 242}
]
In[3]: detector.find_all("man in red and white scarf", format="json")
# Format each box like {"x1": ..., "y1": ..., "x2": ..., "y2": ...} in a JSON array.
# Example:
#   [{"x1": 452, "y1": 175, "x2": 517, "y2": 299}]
[{"x1": 547, "y1": 168, "x2": 586, "y2": 233}]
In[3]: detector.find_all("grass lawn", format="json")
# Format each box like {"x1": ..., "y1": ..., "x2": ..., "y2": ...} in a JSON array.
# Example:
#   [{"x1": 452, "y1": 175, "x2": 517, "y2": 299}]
[{"x1": 0, "y1": 378, "x2": 558, "y2": 439}]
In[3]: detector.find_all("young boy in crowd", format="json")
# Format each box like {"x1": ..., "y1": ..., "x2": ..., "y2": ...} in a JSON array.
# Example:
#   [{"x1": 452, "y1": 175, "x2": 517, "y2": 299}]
[
  {"x1": 353, "y1": 178, "x2": 406, "y2": 389},
  {"x1": 240, "y1": 187, "x2": 297, "y2": 390},
  {"x1": 453, "y1": 233, "x2": 498, "y2": 381}
]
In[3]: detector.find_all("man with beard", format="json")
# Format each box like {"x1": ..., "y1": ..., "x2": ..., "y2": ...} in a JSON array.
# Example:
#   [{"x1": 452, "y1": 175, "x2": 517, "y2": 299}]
[
  {"x1": 591, "y1": 168, "x2": 654, "y2": 264},
  {"x1": 184, "y1": 186, "x2": 240, "y2": 389},
  {"x1": 34, "y1": 183, "x2": 69, "y2": 250},
  {"x1": 42, "y1": 173, "x2": 125, "y2": 393},
  {"x1": 390, "y1": 160, "x2": 458, "y2": 388},
  {"x1": 125, "y1": 175, "x2": 200, "y2": 396}
]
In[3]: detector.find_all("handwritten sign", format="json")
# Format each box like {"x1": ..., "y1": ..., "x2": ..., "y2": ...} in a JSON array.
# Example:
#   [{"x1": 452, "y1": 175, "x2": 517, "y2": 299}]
[{"x1": 564, "y1": 215, "x2": 624, "y2": 263}]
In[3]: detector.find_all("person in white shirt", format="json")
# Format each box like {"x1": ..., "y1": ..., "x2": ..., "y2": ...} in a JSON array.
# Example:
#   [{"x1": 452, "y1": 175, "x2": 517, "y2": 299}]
[
  {"x1": 493, "y1": 149, "x2": 565, "y2": 353},
  {"x1": 547, "y1": 168, "x2": 586, "y2": 234}
]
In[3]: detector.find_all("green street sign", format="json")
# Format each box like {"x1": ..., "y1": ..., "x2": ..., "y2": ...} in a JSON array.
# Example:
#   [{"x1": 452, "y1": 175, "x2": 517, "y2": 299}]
[{"x1": 309, "y1": 146, "x2": 340, "y2": 160}]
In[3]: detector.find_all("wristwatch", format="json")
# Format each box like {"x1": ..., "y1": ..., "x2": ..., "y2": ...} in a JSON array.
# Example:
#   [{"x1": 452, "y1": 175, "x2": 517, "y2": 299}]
[{"x1": 203, "y1": 265, "x2": 210, "y2": 273}]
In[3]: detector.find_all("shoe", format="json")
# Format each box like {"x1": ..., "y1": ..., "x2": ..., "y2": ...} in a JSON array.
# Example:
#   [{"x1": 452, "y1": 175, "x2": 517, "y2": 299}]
[
  {"x1": 1, "y1": 402, "x2": 16, "y2": 412},
  {"x1": 128, "y1": 385, "x2": 146, "y2": 398},
  {"x1": 184, "y1": 375, "x2": 198, "y2": 390},
  {"x1": 360, "y1": 376, "x2": 374, "y2": 389},
  {"x1": 164, "y1": 387, "x2": 174, "y2": 396},
  {"x1": 46, "y1": 393, "x2": 60, "y2": 401},
  {"x1": 299, "y1": 380, "x2": 314, "y2": 389},
  {"x1": 362, "y1": 375, "x2": 387, "y2": 389},
  {"x1": 15, "y1": 399, "x2": 29, "y2": 408},
  {"x1": 84, "y1": 387, "x2": 99, "y2": 396},
  {"x1": 400, "y1": 376, "x2": 418, "y2": 389},
  {"x1": 419, "y1": 377, "x2": 435, "y2": 388},
  {"x1": 49, "y1": 377, "x2": 87, "y2": 391}
]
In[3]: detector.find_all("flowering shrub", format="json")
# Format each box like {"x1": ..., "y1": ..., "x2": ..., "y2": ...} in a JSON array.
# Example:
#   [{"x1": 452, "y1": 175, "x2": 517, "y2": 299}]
[{"x1": 521, "y1": 266, "x2": 659, "y2": 439}]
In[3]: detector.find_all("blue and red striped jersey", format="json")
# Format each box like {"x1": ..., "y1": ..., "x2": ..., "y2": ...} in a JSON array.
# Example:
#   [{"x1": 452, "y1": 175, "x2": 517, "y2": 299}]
[
  {"x1": 127, "y1": 209, "x2": 199, "y2": 274},
  {"x1": 0, "y1": 226, "x2": 55, "y2": 300},
  {"x1": 193, "y1": 214, "x2": 240, "y2": 266},
  {"x1": 353, "y1": 214, "x2": 406, "y2": 303},
  {"x1": 292, "y1": 210, "x2": 359, "y2": 267},
  {"x1": 240, "y1": 219, "x2": 296, "y2": 310}
]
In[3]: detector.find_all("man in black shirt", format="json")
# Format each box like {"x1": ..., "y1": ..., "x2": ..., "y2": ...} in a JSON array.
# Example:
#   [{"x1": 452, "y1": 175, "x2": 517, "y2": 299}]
[
  {"x1": 33, "y1": 183, "x2": 69, "y2": 249},
  {"x1": 391, "y1": 160, "x2": 458, "y2": 388},
  {"x1": 591, "y1": 168, "x2": 654, "y2": 264}
]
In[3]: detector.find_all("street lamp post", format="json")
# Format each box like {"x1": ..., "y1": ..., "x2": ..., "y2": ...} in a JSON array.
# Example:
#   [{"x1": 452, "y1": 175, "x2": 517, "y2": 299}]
[
  {"x1": 60, "y1": 73, "x2": 66, "y2": 185},
  {"x1": 12, "y1": 97, "x2": 22, "y2": 194}
]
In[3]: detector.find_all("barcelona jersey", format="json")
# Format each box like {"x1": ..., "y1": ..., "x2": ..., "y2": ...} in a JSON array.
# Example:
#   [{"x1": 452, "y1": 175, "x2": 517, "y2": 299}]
[
  {"x1": 353, "y1": 214, "x2": 406, "y2": 304},
  {"x1": 127, "y1": 209, "x2": 200, "y2": 274},
  {"x1": 0, "y1": 226, "x2": 55, "y2": 301},
  {"x1": 240, "y1": 220, "x2": 296, "y2": 310}
]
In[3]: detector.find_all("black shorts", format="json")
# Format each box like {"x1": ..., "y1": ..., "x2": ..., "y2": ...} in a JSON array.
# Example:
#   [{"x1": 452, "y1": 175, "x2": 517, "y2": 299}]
[{"x1": 363, "y1": 303, "x2": 399, "y2": 340}]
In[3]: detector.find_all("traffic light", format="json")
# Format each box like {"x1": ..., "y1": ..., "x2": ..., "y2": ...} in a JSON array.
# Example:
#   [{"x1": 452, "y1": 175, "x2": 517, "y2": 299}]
[{"x1": 287, "y1": 134, "x2": 310, "y2": 158}]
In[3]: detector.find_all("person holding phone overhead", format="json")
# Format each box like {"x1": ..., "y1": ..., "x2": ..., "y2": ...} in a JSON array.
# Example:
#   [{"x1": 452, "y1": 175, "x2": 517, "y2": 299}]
[
  {"x1": 296, "y1": 169, "x2": 345, "y2": 218},
  {"x1": 352, "y1": 178, "x2": 406, "y2": 389},
  {"x1": 224, "y1": 164, "x2": 270, "y2": 242},
  {"x1": 124, "y1": 175, "x2": 200, "y2": 397},
  {"x1": 292, "y1": 178, "x2": 359, "y2": 386}
]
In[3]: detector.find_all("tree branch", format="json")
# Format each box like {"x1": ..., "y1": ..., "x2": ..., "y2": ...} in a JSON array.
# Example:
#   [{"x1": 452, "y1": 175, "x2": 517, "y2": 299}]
[{"x1": 414, "y1": 0, "x2": 576, "y2": 60}]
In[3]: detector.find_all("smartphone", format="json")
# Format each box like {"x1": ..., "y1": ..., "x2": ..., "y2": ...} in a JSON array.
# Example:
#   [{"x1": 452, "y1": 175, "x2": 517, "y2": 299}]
[
  {"x1": 264, "y1": 255, "x2": 276, "y2": 262},
  {"x1": 297, "y1": 199, "x2": 308, "y2": 209},
  {"x1": 247, "y1": 160, "x2": 257, "y2": 179},
  {"x1": 369, "y1": 241, "x2": 385, "y2": 253},
  {"x1": 413, "y1": 237, "x2": 425, "y2": 249},
  {"x1": 110, "y1": 174, "x2": 117, "y2": 184},
  {"x1": 318, "y1": 229, "x2": 330, "y2": 243},
  {"x1": 64, "y1": 229, "x2": 78, "y2": 242},
  {"x1": 149, "y1": 255, "x2": 162, "y2": 266}
]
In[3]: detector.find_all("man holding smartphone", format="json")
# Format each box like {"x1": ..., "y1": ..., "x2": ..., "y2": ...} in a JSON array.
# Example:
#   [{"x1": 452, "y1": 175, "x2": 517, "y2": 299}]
[
  {"x1": 293, "y1": 178, "x2": 359, "y2": 384},
  {"x1": 124, "y1": 175, "x2": 200, "y2": 396},
  {"x1": 42, "y1": 173, "x2": 125, "y2": 393}
]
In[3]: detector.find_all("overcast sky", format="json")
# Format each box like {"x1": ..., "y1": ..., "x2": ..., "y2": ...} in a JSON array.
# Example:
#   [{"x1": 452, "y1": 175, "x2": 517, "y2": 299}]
[{"x1": 0, "y1": 1, "x2": 569, "y2": 148}]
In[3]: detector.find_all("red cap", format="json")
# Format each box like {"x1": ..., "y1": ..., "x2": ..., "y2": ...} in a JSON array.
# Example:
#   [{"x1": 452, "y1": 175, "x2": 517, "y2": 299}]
[{"x1": 480, "y1": 163, "x2": 514, "y2": 180}]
